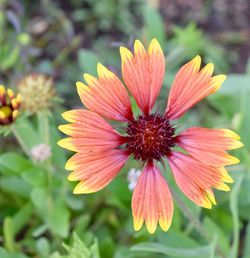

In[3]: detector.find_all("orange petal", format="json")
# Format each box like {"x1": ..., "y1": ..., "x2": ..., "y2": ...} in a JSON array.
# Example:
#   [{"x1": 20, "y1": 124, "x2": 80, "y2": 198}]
[
  {"x1": 177, "y1": 127, "x2": 243, "y2": 166},
  {"x1": 58, "y1": 109, "x2": 124, "y2": 152},
  {"x1": 132, "y1": 162, "x2": 173, "y2": 234},
  {"x1": 167, "y1": 151, "x2": 231, "y2": 209},
  {"x1": 120, "y1": 38, "x2": 165, "y2": 115},
  {"x1": 166, "y1": 56, "x2": 226, "y2": 120},
  {"x1": 76, "y1": 63, "x2": 132, "y2": 121},
  {"x1": 69, "y1": 150, "x2": 129, "y2": 193}
]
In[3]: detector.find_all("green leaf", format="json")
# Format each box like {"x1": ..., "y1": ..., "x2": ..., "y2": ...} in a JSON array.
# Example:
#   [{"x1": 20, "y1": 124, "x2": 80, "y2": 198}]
[
  {"x1": 31, "y1": 188, "x2": 48, "y2": 220},
  {"x1": 36, "y1": 237, "x2": 50, "y2": 258},
  {"x1": 218, "y1": 74, "x2": 250, "y2": 95},
  {"x1": 238, "y1": 92, "x2": 250, "y2": 149},
  {"x1": 239, "y1": 177, "x2": 250, "y2": 207},
  {"x1": 63, "y1": 233, "x2": 100, "y2": 258},
  {"x1": 1, "y1": 45, "x2": 20, "y2": 70},
  {"x1": 78, "y1": 49, "x2": 99, "y2": 75},
  {"x1": 3, "y1": 217, "x2": 14, "y2": 251},
  {"x1": 21, "y1": 168, "x2": 46, "y2": 187},
  {"x1": 89, "y1": 238, "x2": 100, "y2": 258},
  {"x1": 131, "y1": 242, "x2": 215, "y2": 258},
  {"x1": 12, "y1": 202, "x2": 33, "y2": 236},
  {"x1": 31, "y1": 188, "x2": 70, "y2": 237},
  {"x1": 47, "y1": 199, "x2": 70, "y2": 238},
  {"x1": 229, "y1": 175, "x2": 243, "y2": 258},
  {"x1": 74, "y1": 214, "x2": 91, "y2": 236},
  {"x1": 158, "y1": 232, "x2": 199, "y2": 249},
  {"x1": 0, "y1": 176, "x2": 31, "y2": 197},
  {"x1": 203, "y1": 217, "x2": 230, "y2": 255},
  {"x1": 12, "y1": 118, "x2": 40, "y2": 149},
  {"x1": 243, "y1": 222, "x2": 250, "y2": 258},
  {"x1": 0, "y1": 247, "x2": 28, "y2": 258},
  {"x1": 143, "y1": 4, "x2": 166, "y2": 47},
  {"x1": 0, "y1": 152, "x2": 32, "y2": 174}
]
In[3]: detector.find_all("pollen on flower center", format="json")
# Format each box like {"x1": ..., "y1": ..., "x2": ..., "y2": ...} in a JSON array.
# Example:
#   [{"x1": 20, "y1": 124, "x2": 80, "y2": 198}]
[{"x1": 126, "y1": 114, "x2": 175, "y2": 161}]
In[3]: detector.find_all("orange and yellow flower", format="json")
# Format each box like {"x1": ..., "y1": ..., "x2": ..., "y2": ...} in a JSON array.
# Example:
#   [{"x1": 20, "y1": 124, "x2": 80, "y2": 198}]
[
  {"x1": 0, "y1": 85, "x2": 21, "y2": 126},
  {"x1": 58, "y1": 39, "x2": 243, "y2": 234}
]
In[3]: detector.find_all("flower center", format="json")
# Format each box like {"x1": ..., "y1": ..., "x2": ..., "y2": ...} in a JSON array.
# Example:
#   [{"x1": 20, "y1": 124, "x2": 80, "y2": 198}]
[{"x1": 126, "y1": 114, "x2": 175, "y2": 161}]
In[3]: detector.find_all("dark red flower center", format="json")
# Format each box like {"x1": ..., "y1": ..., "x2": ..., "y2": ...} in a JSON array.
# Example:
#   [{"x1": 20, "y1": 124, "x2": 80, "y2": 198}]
[{"x1": 126, "y1": 114, "x2": 175, "y2": 161}]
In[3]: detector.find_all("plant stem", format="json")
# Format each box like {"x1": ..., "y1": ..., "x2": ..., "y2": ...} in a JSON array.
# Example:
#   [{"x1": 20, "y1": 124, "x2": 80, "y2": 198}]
[
  {"x1": 37, "y1": 111, "x2": 53, "y2": 194},
  {"x1": 37, "y1": 111, "x2": 50, "y2": 145},
  {"x1": 11, "y1": 125, "x2": 30, "y2": 158},
  {"x1": 171, "y1": 188, "x2": 227, "y2": 258}
]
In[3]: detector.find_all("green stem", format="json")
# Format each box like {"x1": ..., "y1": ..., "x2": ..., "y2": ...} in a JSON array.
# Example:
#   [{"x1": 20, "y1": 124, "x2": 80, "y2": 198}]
[
  {"x1": 37, "y1": 111, "x2": 50, "y2": 145},
  {"x1": 3, "y1": 217, "x2": 15, "y2": 252},
  {"x1": 171, "y1": 188, "x2": 227, "y2": 258},
  {"x1": 11, "y1": 125, "x2": 30, "y2": 158},
  {"x1": 37, "y1": 111, "x2": 53, "y2": 194}
]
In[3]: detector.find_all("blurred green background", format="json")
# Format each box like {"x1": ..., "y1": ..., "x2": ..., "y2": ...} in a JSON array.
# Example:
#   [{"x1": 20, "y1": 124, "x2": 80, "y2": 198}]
[{"x1": 0, "y1": 0, "x2": 250, "y2": 257}]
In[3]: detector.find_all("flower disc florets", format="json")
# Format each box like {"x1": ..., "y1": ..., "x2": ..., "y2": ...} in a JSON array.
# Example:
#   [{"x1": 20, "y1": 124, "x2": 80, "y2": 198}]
[
  {"x1": 17, "y1": 73, "x2": 55, "y2": 113},
  {"x1": 126, "y1": 114, "x2": 175, "y2": 161}
]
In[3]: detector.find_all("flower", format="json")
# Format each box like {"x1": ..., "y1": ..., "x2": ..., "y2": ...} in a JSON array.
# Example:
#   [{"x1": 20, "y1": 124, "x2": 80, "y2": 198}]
[
  {"x1": 58, "y1": 39, "x2": 243, "y2": 234},
  {"x1": 0, "y1": 85, "x2": 21, "y2": 126},
  {"x1": 127, "y1": 168, "x2": 142, "y2": 191},
  {"x1": 31, "y1": 143, "x2": 51, "y2": 162},
  {"x1": 17, "y1": 73, "x2": 55, "y2": 113}
]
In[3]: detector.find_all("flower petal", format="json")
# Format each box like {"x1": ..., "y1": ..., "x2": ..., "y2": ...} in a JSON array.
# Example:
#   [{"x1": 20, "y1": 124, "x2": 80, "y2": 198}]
[
  {"x1": 68, "y1": 150, "x2": 129, "y2": 193},
  {"x1": 58, "y1": 109, "x2": 124, "y2": 152},
  {"x1": 166, "y1": 56, "x2": 226, "y2": 120},
  {"x1": 120, "y1": 38, "x2": 165, "y2": 115},
  {"x1": 132, "y1": 162, "x2": 173, "y2": 234},
  {"x1": 76, "y1": 63, "x2": 132, "y2": 121},
  {"x1": 177, "y1": 127, "x2": 243, "y2": 166},
  {"x1": 167, "y1": 151, "x2": 231, "y2": 209}
]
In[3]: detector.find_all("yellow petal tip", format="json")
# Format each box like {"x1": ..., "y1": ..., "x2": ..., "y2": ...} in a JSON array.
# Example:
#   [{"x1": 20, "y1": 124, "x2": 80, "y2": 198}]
[
  {"x1": 57, "y1": 138, "x2": 76, "y2": 152},
  {"x1": 76, "y1": 81, "x2": 90, "y2": 92},
  {"x1": 7, "y1": 88, "x2": 14, "y2": 98},
  {"x1": 120, "y1": 46, "x2": 133, "y2": 62},
  {"x1": 97, "y1": 62, "x2": 113, "y2": 78},
  {"x1": 229, "y1": 156, "x2": 240, "y2": 164},
  {"x1": 65, "y1": 159, "x2": 76, "y2": 171},
  {"x1": 133, "y1": 217, "x2": 143, "y2": 232},
  {"x1": 83, "y1": 73, "x2": 97, "y2": 85},
  {"x1": 58, "y1": 124, "x2": 72, "y2": 135},
  {"x1": 223, "y1": 129, "x2": 241, "y2": 140},
  {"x1": 73, "y1": 183, "x2": 93, "y2": 194},
  {"x1": 159, "y1": 221, "x2": 171, "y2": 232},
  {"x1": 61, "y1": 111, "x2": 71, "y2": 121},
  {"x1": 148, "y1": 38, "x2": 163, "y2": 55},
  {"x1": 134, "y1": 39, "x2": 146, "y2": 55},
  {"x1": 67, "y1": 172, "x2": 78, "y2": 181}
]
